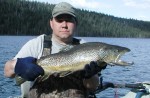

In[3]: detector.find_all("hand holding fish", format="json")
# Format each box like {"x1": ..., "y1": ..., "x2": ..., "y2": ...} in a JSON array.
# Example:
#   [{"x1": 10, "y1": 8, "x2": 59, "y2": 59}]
[
  {"x1": 15, "y1": 57, "x2": 44, "y2": 81},
  {"x1": 82, "y1": 61, "x2": 107, "y2": 78}
]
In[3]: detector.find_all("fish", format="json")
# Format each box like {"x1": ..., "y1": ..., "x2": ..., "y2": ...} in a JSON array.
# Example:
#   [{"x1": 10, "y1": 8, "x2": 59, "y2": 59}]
[{"x1": 15, "y1": 42, "x2": 133, "y2": 85}]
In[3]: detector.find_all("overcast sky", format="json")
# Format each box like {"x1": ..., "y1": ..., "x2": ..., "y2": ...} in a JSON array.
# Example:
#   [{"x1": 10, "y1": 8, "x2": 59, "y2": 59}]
[{"x1": 29, "y1": 0, "x2": 150, "y2": 21}]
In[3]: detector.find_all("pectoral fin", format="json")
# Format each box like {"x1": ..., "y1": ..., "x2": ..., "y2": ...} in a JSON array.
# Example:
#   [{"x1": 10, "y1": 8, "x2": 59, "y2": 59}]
[
  {"x1": 59, "y1": 71, "x2": 73, "y2": 77},
  {"x1": 15, "y1": 75, "x2": 26, "y2": 86}
]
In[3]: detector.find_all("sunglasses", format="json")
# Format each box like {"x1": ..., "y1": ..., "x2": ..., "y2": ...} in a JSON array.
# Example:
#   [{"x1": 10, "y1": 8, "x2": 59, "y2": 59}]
[{"x1": 55, "y1": 14, "x2": 76, "y2": 23}]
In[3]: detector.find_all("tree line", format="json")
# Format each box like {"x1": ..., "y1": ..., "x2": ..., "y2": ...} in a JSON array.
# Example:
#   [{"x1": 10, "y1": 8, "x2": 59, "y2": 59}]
[{"x1": 0, "y1": 0, "x2": 150, "y2": 38}]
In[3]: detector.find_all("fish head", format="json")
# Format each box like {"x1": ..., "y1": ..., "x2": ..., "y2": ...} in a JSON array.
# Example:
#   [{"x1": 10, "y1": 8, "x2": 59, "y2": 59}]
[{"x1": 98, "y1": 45, "x2": 133, "y2": 66}]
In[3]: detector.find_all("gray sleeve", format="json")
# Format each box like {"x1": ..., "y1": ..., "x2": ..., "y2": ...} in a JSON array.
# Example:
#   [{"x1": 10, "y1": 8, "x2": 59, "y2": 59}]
[{"x1": 13, "y1": 35, "x2": 44, "y2": 59}]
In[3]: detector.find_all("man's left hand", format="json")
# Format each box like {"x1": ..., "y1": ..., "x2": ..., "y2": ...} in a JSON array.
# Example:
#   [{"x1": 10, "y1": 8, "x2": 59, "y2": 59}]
[{"x1": 82, "y1": 61, "x2": 107, "y2": 79}]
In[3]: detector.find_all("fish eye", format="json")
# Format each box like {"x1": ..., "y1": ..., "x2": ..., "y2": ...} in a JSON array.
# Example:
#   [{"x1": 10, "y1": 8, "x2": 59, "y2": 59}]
[{"x1": 114, "y1": 49, "x2": 118, "y2": 52}]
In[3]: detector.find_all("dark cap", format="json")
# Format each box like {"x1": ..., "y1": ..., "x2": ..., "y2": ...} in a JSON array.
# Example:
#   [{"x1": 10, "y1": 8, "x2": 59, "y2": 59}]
[{"x1": 52, "y1": 2, "x2": 76, "y2": 18}]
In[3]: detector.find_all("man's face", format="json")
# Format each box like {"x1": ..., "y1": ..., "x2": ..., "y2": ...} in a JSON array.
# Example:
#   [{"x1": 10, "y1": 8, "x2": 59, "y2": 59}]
[{"x1": 50, "y1": 14, "x2": 77, "y2": 40}]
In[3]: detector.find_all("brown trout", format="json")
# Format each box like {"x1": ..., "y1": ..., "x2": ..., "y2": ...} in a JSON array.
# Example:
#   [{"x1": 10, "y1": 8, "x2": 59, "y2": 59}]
[{"x1": 15, "y1": 42, "x2": 133, "y2": 85}]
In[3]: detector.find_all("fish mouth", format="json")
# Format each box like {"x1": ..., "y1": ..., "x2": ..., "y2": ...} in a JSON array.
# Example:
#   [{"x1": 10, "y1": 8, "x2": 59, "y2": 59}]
[
  {"x1": 113, "y1": 59, "x2": 134, "y2": 66},
  {"x1": 109, "y1": 51, "x2": 134, "y2": 66}
]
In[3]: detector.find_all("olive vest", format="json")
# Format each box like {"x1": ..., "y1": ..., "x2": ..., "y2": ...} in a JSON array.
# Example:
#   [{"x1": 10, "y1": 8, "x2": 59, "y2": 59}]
[{"x1": 29, "y1": 35, "x2": 89, "y2": 98}]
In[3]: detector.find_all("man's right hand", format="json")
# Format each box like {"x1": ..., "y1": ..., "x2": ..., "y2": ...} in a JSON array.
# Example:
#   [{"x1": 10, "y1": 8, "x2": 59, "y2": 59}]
[{"x1": 15, "y1": 57, "x2": 44, "y2": 81}]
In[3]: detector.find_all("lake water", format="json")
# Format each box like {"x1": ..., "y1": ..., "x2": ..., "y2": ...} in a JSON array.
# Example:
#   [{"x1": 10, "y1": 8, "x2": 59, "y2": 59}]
[{"x1": 0, "y1": 36, "x2": 150, "y2": 98}]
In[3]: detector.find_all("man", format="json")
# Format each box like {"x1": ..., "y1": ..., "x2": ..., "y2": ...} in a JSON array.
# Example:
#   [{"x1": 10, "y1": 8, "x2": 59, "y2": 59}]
[{"x1": 4, "y1": 2, "x2": 106, "y2": 98}]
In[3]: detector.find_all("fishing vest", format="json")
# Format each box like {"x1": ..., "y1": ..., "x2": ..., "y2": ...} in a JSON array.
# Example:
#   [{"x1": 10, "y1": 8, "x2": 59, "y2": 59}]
[{"x1": 29, "y1": 35, "x2": 89, "y2": 98}]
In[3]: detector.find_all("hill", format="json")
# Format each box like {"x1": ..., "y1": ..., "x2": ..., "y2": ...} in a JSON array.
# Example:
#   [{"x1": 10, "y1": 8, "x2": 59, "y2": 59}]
[{"x1": 0, "y1": 0, "x2": 150, "y2": 37}]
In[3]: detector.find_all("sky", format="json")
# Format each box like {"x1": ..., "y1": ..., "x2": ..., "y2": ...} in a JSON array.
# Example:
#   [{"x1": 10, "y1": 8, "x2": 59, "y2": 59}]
[{"x1": 29, "y1": 0, "x2": 150, "y2": 21}]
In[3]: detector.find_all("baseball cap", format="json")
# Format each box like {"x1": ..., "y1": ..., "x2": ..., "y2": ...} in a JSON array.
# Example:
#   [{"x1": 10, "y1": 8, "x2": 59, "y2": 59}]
[{"x1": 52, "y1": 2, "x2": 76, "y2": 18}]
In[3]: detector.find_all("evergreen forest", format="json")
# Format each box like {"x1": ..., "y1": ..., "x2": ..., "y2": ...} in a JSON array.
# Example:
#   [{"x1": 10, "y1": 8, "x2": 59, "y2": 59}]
[{"x1": 0, "y1": 0, "x2": 150, "y2": 38}]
